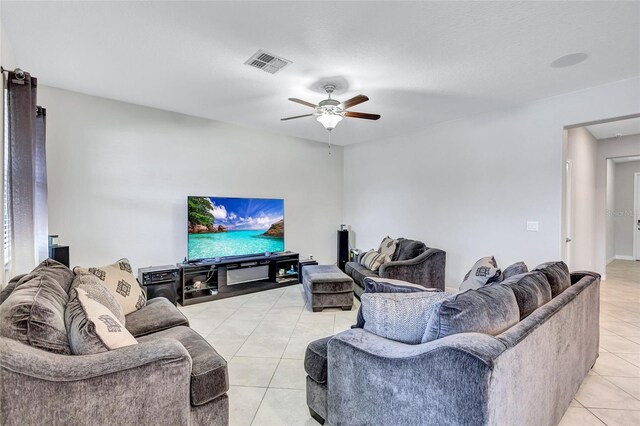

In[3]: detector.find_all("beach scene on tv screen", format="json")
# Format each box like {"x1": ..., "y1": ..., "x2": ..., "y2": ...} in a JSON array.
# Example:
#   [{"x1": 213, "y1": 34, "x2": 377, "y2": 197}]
[{"x1": 188, "y1": 196, "x2": 284, "y2": 260}]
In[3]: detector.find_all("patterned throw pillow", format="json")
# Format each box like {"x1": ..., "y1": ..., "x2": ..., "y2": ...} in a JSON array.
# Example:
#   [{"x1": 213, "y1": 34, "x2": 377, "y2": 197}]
[
  {"x1": 459, "y1": 256, "x2": 502, "y2": 291},
  {"x1": 355, "y1": 277, "x2": 442, "y2": 328},
  {"x1": 66, "y1": 285, "x2": 136, "y2": 355},
  {"x1": 73, "y1": 259, "x2": 146, "y2": 315},
  {"x1": 378, "y1": 236, "x2": 398, "y2": 258},
  {"x1": 362, "y1": 292, "x2": 453, "y2": 344},
  {"x1": 359, "y1": 250, "x2": 390, "y2": 272}
]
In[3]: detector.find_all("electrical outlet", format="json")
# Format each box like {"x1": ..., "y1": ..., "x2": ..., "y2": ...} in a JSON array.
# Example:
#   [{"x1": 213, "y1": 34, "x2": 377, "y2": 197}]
[{"x1": 526, "y1": 221, "x2": 539, "y2": 232}]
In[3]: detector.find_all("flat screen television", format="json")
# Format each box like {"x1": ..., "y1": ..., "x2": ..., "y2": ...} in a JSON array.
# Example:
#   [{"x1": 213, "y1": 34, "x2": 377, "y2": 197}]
[{"x1": 187, "y1": 196, "x2": 284, "y2": 261}]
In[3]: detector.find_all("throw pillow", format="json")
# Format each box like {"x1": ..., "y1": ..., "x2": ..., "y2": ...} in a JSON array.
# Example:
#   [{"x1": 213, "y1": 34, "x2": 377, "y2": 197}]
[
  {"x1": 362, "y1": 291, "x2": 453, "y2": 344},
  {"x1": 534, "y1": 261, "x2": 571, "y2": 298},
  {"x1": 73, "y1": 258, "x2": 146, "y2": 315},
  {"x1": 359, "y1": 250, "x2": 389, "y2": 273},
  {"x1": 422, "y1": 284, "x2": 519, "y2": 343},
  {"x1": 499, "y1": 271, "x2": 552, "y2": 320},
  {"x1": 393, "y1": 238, "x2": 427, "y2": 261},
  {"x1": 459, "y1": 256, "x2": 502, "y2": 291},
  {"x1": 501, "y1": 261, "x2": 528, "y2": 281},
  {"x1": 378, "y1": 236, "x2": 398, "y2": 258},
  {"x1": 355, "y1": 277, "x2": 441, "y2": 328},
  {"x1": 0, "y1": 273, "x2": 71, "y2": 354},
  {"x1": 66, "y1": 286, "x2": 136, "y2": 355}
]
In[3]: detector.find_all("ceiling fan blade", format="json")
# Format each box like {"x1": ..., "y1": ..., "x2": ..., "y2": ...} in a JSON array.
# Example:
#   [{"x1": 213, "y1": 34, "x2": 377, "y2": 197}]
[
  {"x1": 280, "y1": 114, "x2": 314, "y2": 121},
  {"x1": 344, "y1": 111, "x2": 381, "y2": 120},
  {"x1": 341, "y1": 95, "x2": 369, "y2": 109},
  {"x1": 288, "y1": 98, "x2": 317, "y2": 108}
]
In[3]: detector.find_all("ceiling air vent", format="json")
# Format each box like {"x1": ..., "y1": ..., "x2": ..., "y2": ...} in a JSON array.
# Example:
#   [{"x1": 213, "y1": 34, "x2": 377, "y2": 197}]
[{"x1": 244, "y1": 50, "x2": 292, "y2": 74}]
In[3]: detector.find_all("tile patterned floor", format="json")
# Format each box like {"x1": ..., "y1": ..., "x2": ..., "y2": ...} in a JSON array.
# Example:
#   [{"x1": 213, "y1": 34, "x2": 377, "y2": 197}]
[{"x1": 179, "y1": 260, "x2": 640, "y2": 426}]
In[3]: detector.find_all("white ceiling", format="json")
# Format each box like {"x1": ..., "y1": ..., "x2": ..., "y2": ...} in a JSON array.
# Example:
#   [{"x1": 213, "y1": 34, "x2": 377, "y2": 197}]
[
  {"x1": 586, "y1": 117, "x2": 640, "y2": 140},
  {"x1": 2, "y1": 1, "x2": 639, "y2": 145}
]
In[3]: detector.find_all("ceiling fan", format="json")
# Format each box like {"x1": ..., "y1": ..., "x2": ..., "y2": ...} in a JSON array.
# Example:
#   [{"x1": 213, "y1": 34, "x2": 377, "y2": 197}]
[{"x1": 281, "y1": 84, "x2": 381, "y2": 131}]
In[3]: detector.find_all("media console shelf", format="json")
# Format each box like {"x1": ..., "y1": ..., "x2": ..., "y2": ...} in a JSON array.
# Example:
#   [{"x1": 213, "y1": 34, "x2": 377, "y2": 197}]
[{"x1": 177, "y1": 252, "x2": 300, "y2": 306}]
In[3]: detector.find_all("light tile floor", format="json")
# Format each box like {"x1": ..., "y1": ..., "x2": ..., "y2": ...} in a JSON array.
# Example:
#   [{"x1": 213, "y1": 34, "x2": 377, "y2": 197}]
[{"x1": 178, "y1": 260, "x2": 640, "y2": 426}]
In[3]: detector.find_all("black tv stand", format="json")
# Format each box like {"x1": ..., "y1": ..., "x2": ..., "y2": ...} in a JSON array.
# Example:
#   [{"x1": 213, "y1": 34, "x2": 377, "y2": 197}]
[{"x1": 177, "y1": 252, "x2": 299, "y2": 306}]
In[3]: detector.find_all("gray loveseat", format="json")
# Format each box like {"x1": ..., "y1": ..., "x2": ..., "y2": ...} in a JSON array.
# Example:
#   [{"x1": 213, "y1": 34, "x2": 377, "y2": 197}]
[
  {"x1": 345, "y1": 238, "x2": 446, "y2": 296},
  {"x1": 0, "y1": 259, "x2": 229, "y2": 425},
  {"x1": 304, "y1": 269, "x2": 600, "y2": 425}
]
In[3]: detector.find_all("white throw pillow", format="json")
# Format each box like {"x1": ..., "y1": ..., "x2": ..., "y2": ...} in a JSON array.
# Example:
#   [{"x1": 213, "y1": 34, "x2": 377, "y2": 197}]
[
  {"x1": 73, "y1": 258, "x2": 146, "y2": 315},
  {"x1": 359, "y1": 250, "x2": 390, "y2": 272}
]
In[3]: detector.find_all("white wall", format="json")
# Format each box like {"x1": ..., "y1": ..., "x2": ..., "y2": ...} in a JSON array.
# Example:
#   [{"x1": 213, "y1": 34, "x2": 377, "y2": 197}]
[
  {"x1": 606, "y1": 159, "x2": 616, "y2": 262},
  {"x1": 344, "y1": 77, "x2": 640, "y2": 288},
  {"x1": 613, "y1": 160, "x2": 640, "y2": 258},
  {"x1": 595, "y1": 134, "x2": 640, "y2": 274},
  {"x1": 39, "y1": 86, "x2": 343, "y2": 272},
  {"x1": 566, "y1": 127, "x2": 598, "y2": 271}
]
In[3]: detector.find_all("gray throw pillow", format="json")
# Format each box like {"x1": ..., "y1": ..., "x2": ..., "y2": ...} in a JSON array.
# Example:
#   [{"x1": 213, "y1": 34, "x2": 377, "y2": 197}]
[
  {"x1": 0, "y1": 273, "x2": 71, "y2": 354},
  {"x1": 422, "y1": 284, "x2": 519, "y2": 343},
  {"x1": 355, "y1": 277, "x2": 441, "y2": 328},
  {"x1": 459, "y1": 256, "x2": 502, "y2": 291},
  {"x1": 66, "y1": 277, "x2": 134, "y2": 355},
  {"x1": 499, "y1": 271, "x2": 551, "y2": 320},
  {"x1": 362, "y1": 292, "x2": 453, "y2": 344},
  {"x1": 501, "y1": 261, "x2": 528, "y2": 281},
  {"x1": 534, "y1": 261, "x2": 570, "y2": 298},
  {"x1": 393, "y1": 238, "x2": 427, "y2": 261}
]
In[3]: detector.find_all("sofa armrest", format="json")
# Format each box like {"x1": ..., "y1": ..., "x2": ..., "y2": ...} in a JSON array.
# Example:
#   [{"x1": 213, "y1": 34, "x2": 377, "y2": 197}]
[
  {"x1": 378, "y1": 248, "x2": 446, "y2": 290},
  {"x1": 0, "y1": 336, "x2": 193, "y2": 425},
  {"x1": 327, "y1": 328, "x2": 505, "y2": 425},
  {"x1": 570, "y1": 271, "x2": 601, "y2": 285}
]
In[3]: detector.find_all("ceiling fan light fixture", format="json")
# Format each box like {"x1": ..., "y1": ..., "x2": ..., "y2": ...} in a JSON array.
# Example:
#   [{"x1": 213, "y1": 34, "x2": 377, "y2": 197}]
[{"x1": 316, "y1": 112, "x2": 343, "y2": 131}]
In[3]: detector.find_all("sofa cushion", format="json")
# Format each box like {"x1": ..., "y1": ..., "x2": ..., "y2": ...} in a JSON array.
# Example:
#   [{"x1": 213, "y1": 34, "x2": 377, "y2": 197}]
[
  {"x1": 74, "y1": 259, "x2": 146, "y2": 315},
  {"x1": 534, "y1": 261, "x2": 571, "y2": 298},
  {"x1": 125, "y1": 297, "x2": 189, "y2": 338},
  {"x1": 393, "y1": 238, "x2": 427, "y2": 261},
  {"x1": 138, "y1": 326, "x2": 228, "y2": 406},
  {"x1": 66, "y1": 283, "x2": 136, "y2": 355},
  {"x1": 3, "y1": 259, "x2": 74, "y2": 300},
  {"x1": 501, "y1": 261, "x2": 529, "y2": 281},
  {"x1": 378, "y1": 236, "x2": 398, "y2": 258},
  {"x1": 359, "y1": 250, "x2": 389, "y2": 272},
  {"x1": 304, "y1": 336, "x2": 332, "y2": 384},
  {"x1": 459, "y1": 256, "x2": 502, "y2": 291},
  {"x1": 362, "y1": 291, "x2": 453, "y2": 344},
  {"x1": 0, "y1": 273, "x2": 70, "y2": 354},
  {"x1": 355, "y1": 277, "x2": 441, "y2": 328},
  {"x1": 345, "y1": 262, "x2": 378, "y2": 289},
  {"x1": 0, "y1": 273, "x2": 27, "y2": 304},
  {"x1": 499, "y1": 271, "x2": 552, "y2": 320},
  {"x1": 422, "y1": 284, "x2": 519, "y2": 343}
]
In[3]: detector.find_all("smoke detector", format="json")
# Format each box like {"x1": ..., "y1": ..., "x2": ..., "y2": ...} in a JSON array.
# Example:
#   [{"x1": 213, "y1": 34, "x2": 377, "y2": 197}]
[{"x1": 244, "y1": 49, "x2": 292, "y2": 74}]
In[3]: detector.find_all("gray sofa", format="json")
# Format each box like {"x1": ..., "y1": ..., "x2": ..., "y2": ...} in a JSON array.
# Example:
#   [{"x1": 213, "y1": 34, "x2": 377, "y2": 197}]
[
  {"x1": 0, "y1": 260, "x2": 229, "y2": 426},
  {"x1": 305, "y1": 270, "x2": 600, "y2": 425},
  {"x1": 345, "y1": 238, "x2": 446, "y2": 296}
]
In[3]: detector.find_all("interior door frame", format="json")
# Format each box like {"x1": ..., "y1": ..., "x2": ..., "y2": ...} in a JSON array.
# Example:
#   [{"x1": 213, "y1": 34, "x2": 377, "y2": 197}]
[
  {"x1": 564, "y1": 160, "x2": 573, "y2": 270},
  {"x1": 634, "y1": 172, "x2": 640, "y2": 261}
]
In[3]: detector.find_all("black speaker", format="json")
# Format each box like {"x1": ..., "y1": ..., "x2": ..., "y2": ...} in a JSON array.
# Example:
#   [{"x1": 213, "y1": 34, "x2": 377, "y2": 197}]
[
  {"x1": 145, "y1": 282, "x2": 177, "y2": 305},
  {"x1": 49, "y1": 245, "x2": 70, "y2": 267},
  {"x1": 337, "y1": 229, "x2": 349, "y2": 271}
]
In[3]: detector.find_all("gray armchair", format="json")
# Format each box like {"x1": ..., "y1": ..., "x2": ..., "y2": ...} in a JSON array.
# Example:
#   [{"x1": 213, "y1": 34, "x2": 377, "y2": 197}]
[{"x1": 345, "y1": 238, "x2": 446, "y2": 296}]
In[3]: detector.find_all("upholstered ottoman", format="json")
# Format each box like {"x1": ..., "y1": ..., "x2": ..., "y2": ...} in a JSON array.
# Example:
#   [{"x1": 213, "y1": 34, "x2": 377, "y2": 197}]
[{"x1": 302, "y1": 265, "x2": 354, "y2": 312}]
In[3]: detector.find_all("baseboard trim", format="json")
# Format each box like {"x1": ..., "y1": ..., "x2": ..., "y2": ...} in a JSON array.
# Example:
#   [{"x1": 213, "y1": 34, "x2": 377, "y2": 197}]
[
  {"x1": 607, "y1": 257, "x2": 616, "y2": 265},
  {"x1": 614, "y1": 255, "x2": 635, "y2": 261}
]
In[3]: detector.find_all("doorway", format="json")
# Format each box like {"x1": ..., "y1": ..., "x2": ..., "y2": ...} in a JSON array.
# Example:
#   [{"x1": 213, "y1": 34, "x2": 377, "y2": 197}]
[{"x1": 635, "y1": 172, "x2": 640, "y2": 260}]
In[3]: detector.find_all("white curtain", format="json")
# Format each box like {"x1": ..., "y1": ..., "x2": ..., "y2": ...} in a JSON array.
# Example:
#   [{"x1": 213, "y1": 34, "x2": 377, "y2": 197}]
[{"x1": 2, "y1": 69, "x2": 48, "y2": 282}]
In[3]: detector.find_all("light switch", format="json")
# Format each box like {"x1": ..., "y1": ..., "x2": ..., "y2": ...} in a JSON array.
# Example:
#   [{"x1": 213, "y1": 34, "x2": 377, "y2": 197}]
[{"x1": 527, "y1": 221, "x2": 539, "y2": 232}]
